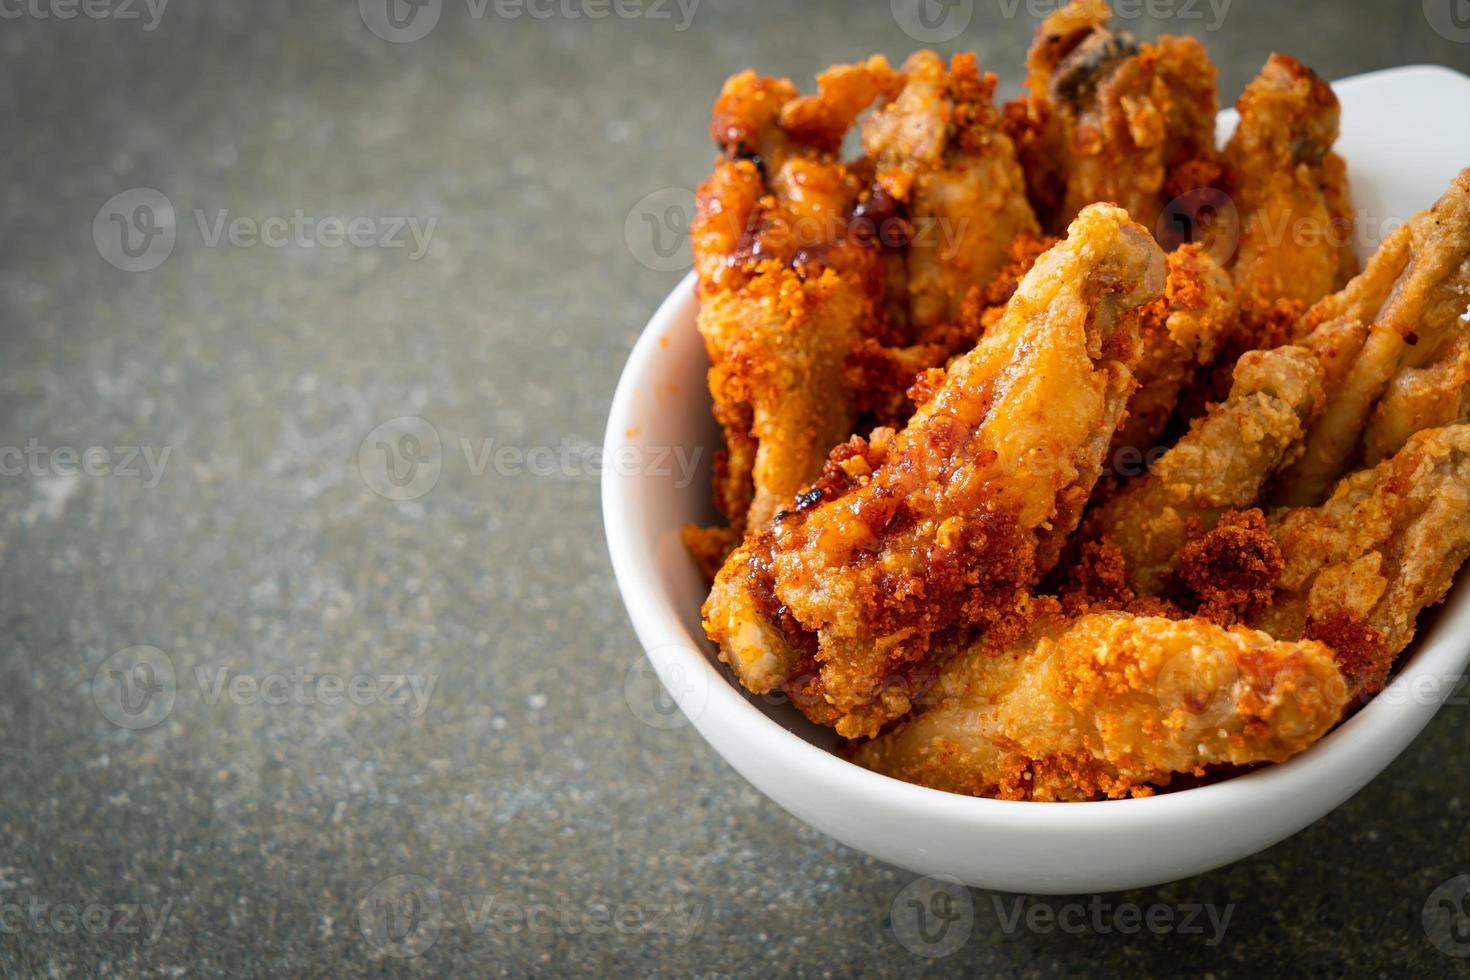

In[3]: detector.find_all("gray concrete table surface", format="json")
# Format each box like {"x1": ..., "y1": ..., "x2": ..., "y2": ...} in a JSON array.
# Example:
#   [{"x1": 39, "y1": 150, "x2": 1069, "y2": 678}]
[{"x1": 2, "y1": 0, "x2": 1469, "y2": 976}]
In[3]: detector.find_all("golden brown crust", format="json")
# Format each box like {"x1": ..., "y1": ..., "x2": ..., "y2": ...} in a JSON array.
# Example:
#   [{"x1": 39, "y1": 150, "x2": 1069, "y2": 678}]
[
  {"x1": 1177, "y1": 508, "x2": 1284, "y2": 625},
  {"x1": 1225, "y1": 54, "x2": 1356, "y2": 313},
  {"x1": 704, "y1": 205, "x2": 1166, "y2": 737},
  {"x1": 1256, "y1": 423, "x2": 1470, "y2": 693},
  {"x1": 852, "y1": 613, "x2": 1350, "y2": 801},
  {"x1": 1011, "y1": 0, "x2": 1220, "y2": 234},
  {"x1": 1273, "y1": 167, "x2": 1470, "y2": 507},
  {"x1": 682, "y1": 48, "x2": 1470, "y2": 804},
  {"x1": 863, "y1": 52, "x2": 1040, "y2": 336},
  {"x1": 1084, "y1": 344, "x2": 1323, "y2": 594},
  {"x1": 1110, "y1": 243, "x2": 1237, "y2": 460},
  {"x1": 688, "y1": 67, "x2": 900, "y2": 557},
  {"x1": 1363, "y1": 331, "x2": 1470, "y2": 465},
  {"x1": 841, "y1": 231, "x2": 1060, "y2": 431},
  {"x1": 779, "y1": 57, "x2": 904, "y2": 155}
]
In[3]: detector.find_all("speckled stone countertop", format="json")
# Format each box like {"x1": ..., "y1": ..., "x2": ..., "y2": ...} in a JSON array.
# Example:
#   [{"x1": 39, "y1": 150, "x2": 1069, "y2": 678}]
[{"x1": 2, "y1": 0, "x2": 1468, "y2": 976}]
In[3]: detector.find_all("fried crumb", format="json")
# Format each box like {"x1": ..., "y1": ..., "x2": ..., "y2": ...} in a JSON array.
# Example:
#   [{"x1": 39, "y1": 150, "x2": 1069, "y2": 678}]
[
  {"x1": 1305, "y1": 612, "x2": 1392, "y2": 694},
  {"x1": 1177, "y1": 509, "x2": 1284, "y2": 625},
  {"x1": 1058, "y1": 537, "x2": 1134, "y2": 615},
  {"x1": 1164, "y1": 156, "x2": 1224, "y2": 201}
]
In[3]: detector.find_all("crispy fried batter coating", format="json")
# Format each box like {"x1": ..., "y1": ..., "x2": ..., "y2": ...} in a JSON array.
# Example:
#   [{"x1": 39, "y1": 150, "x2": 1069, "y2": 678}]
[
  {"x1": 703, "y1": 205, "x2": 1166, "y2": 737},
  {"x1": 1056, "y1": 536, "x2": 1188, "y2": 619},
  {"x1": 863, "y1": 51, "x2": 1040, "y2": 336},
  {"x1": 1111, "y1": 243, "x2": 1237, "y2": 459},
  {"x1": 1177, "y1": 508, "x2": 1284, "y2": 625},
  {"x1": 1256, "y1": 424, "x2": 1470, "y2": 692},
  {"x1": 688, "y1": 63, "x2": 902, "y2": 552},
  {"x1": 1362, "y1": 328, "x2": 1470, "y2": 465},
  {"x1": 780, "y1": 57, "x2": 906, "y2": 155},
  {"x1": 1273, "y1": 167, "x2": 1470, "y2": 507},
  {"x1": 683, "y1": 46, "x2": 1470, "y2": 803},
  {"x1": 844, "y1": 231, "x2": 1059, "y2": 429},
  {"x1": 852, "y1": 612, "x2": 1349, "y2": 801},
  {"x1": 1225, "y1": 54, "x2": 1357, "y2": 313},
  {"x1": 1009, "y1": 0, "x2": 1220, "y2": 234},
  {"x1": 1084, "y1": 345, "x2": 1323, "y2": 594}
]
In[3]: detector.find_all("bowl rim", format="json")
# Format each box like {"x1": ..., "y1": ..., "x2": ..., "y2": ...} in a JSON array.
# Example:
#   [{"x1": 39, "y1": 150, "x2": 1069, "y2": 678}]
[{"x1": 602, "y1": 64, "x2": 1470, "y2": 826}]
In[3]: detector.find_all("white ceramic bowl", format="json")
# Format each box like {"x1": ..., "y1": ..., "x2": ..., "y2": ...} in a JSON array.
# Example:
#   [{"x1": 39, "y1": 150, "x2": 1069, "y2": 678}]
[{"x1": 603, "y1": 65, "x2": 1470, "y2": 894}]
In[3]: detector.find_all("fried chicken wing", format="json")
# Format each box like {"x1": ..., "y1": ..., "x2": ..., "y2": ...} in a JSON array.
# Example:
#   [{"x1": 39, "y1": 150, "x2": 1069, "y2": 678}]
[
  {"x1": 1225, "y1": 54, "x2": 1356, "y2": 314},
  {"x1": 1085, "y1": 345, "x2": 1323, "y2": 594},
  {"x1": 1255, "y1": 424, "x2": 1470, "y2": 692},
  {"x1": 1008, "y1": 0, "x2": 1220, "y2": 235},
  {"x1": 852, "y1": 612, "x2": 1349, "y2": 801},
  {"x1": 703, "y1": 204, "x2": 1166, "y2": 737},
  {"x1": 684, "y1": 62, "x2": 903, "y2": 569},
  {"x1": 1272, "y1": 167, "x2": 1470, "y2": 507},
  {"x1": 843, "y1": 231, "x2": 1060, "y2": 429},
  {"x1": 1362, "y1": 324, "x2": 1470, "y2": 465},
  {"x1": 1110, "y1": 243, "x2": 1237, "y2": 459},
  {"x1": 862, "y1": 51, "x2": 1040, "y2": 337}
]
